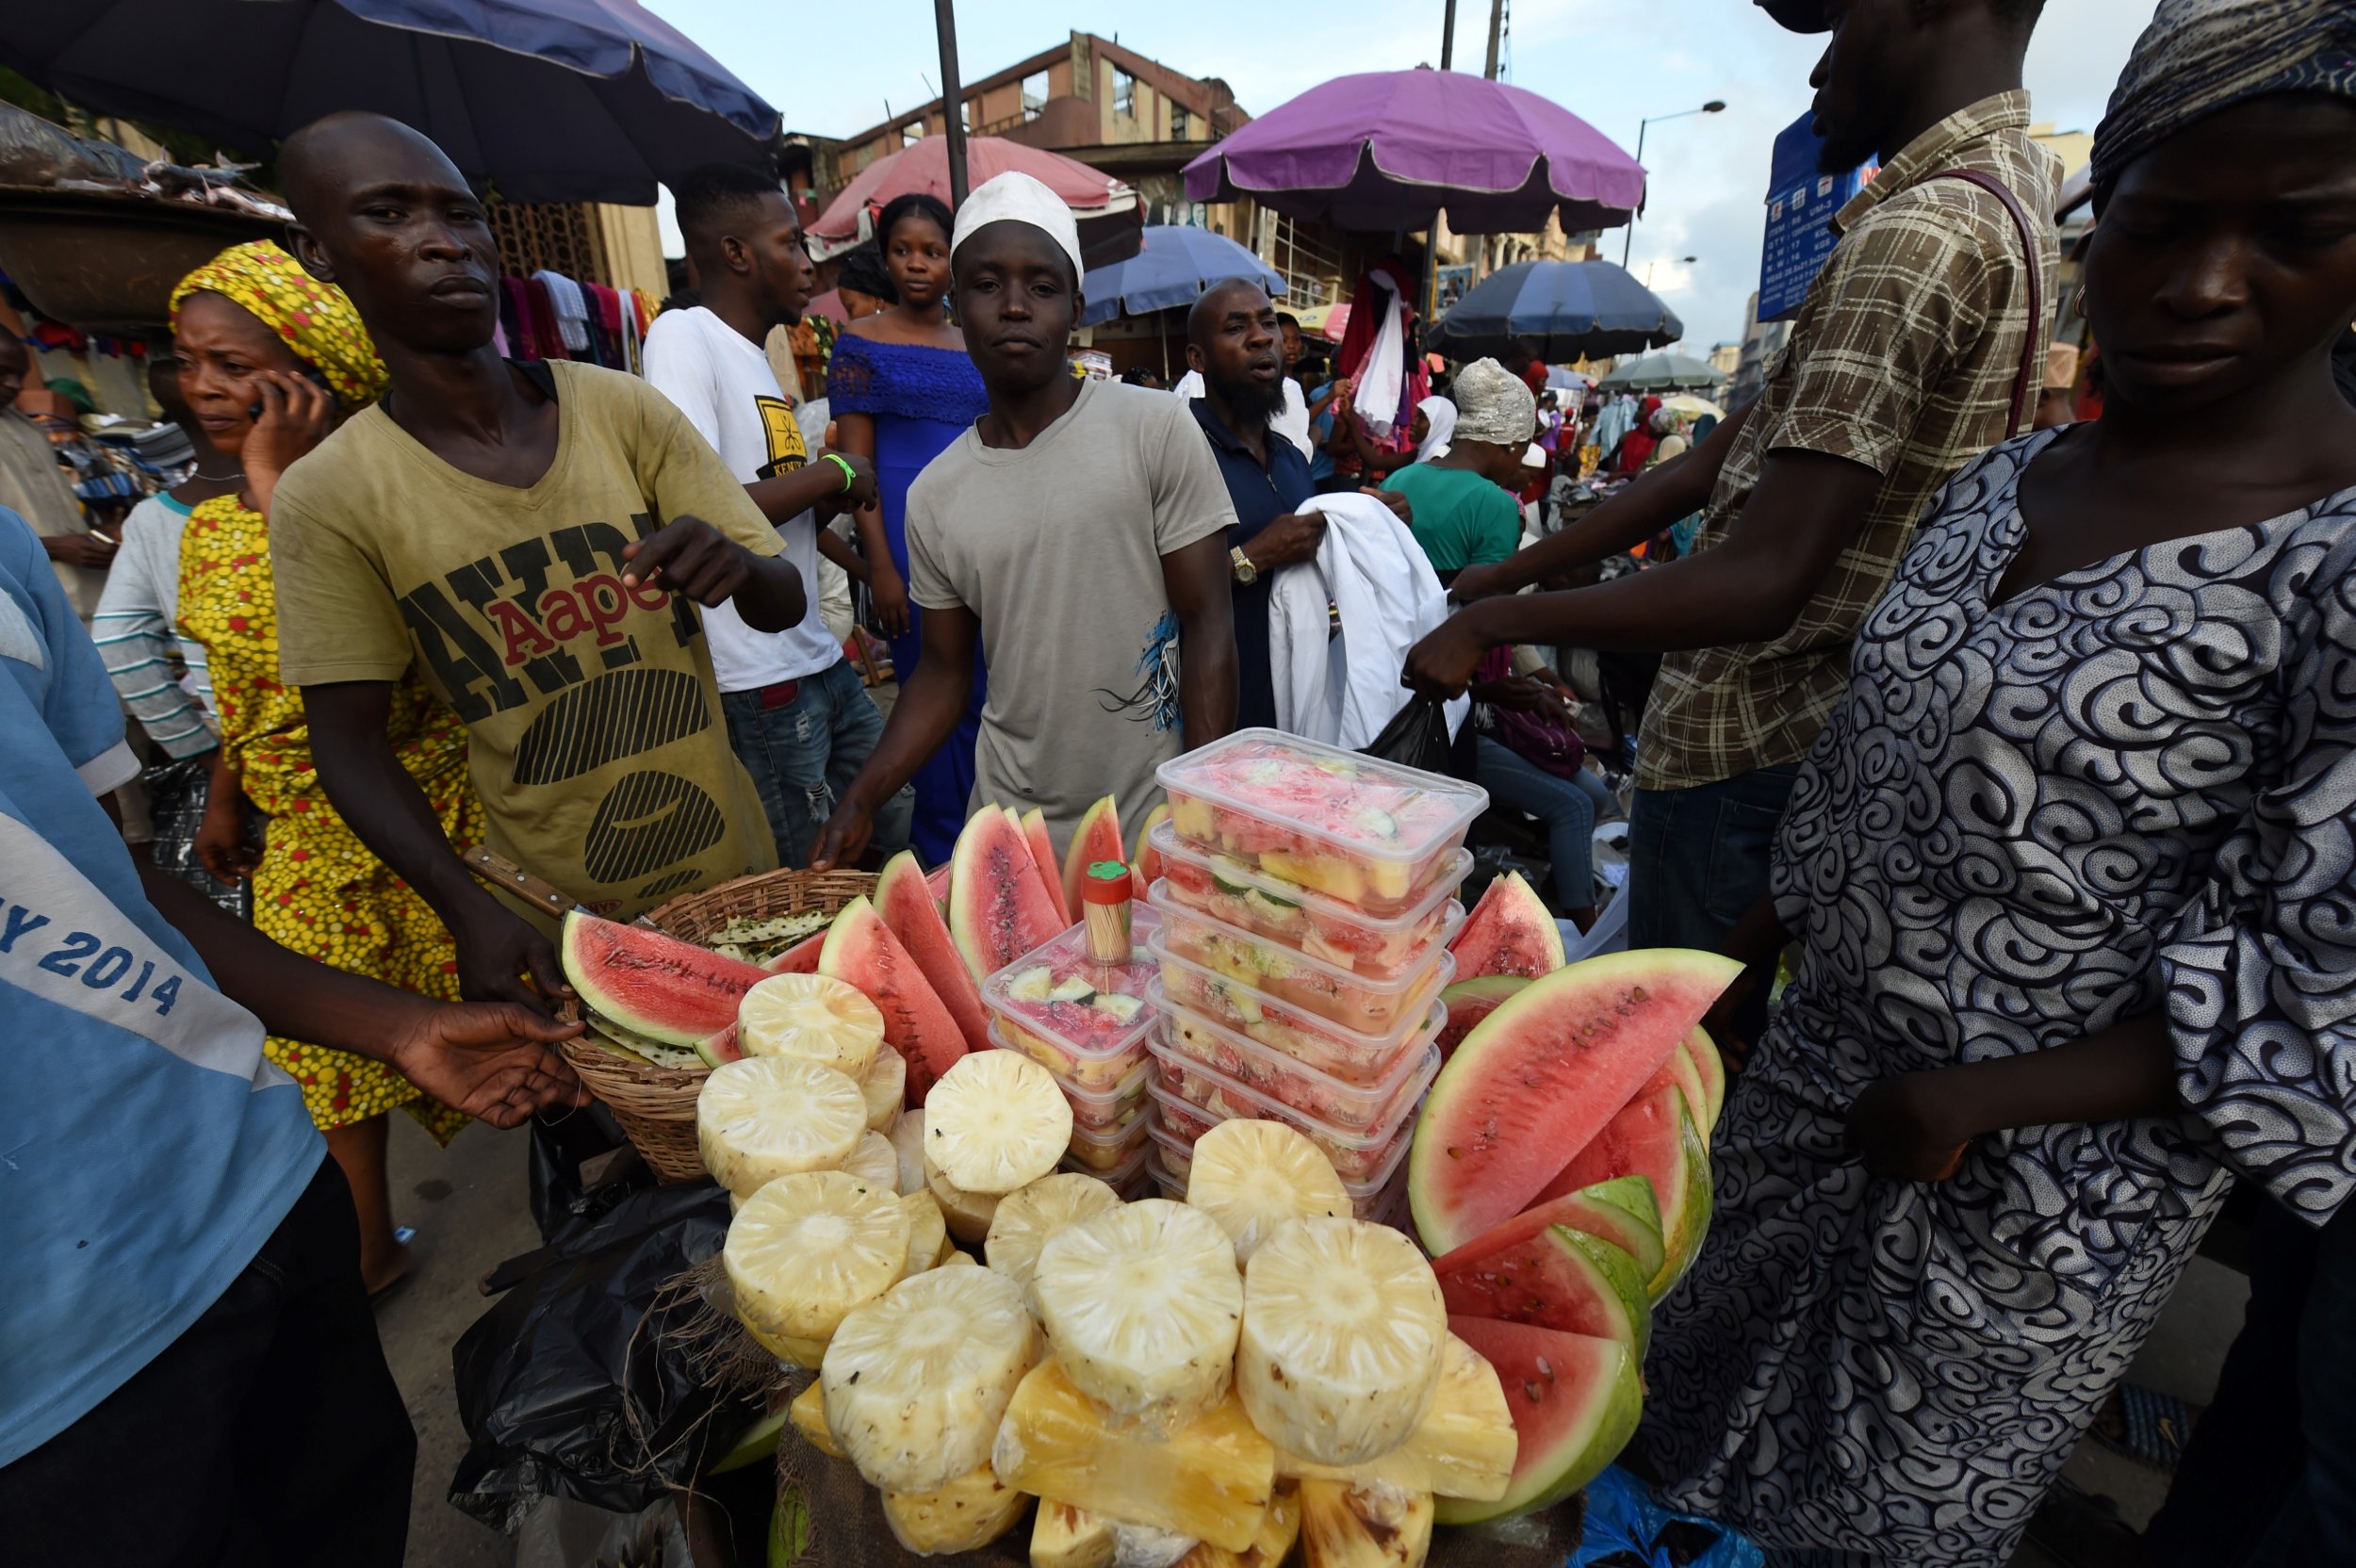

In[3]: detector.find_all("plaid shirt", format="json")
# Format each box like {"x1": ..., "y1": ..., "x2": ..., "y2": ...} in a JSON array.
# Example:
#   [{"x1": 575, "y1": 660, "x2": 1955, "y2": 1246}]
[{"x1": 1637, "y1": 91, "x2": 2059, "y2": 791}]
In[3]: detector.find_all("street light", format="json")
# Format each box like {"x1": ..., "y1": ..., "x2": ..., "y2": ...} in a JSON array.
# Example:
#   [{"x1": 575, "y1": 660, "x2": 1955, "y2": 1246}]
[
  {"x1": 1643, "y1": 254, "x2": 1699, "y2": 287},
  {"x1": 1622, "y1": 100, "x2": 1727, "y2": 267}
]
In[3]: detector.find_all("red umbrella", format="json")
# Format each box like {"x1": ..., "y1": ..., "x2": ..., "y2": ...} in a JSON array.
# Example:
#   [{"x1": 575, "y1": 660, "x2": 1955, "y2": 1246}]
[{"x1": 808, "y1": 135, "x2": 1142, "y2": 269}]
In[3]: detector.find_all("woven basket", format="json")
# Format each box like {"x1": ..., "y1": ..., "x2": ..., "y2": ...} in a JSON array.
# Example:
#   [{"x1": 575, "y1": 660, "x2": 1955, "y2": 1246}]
[{"x1": 558, "y1": 867, "x2": 879, "y2": 1184}]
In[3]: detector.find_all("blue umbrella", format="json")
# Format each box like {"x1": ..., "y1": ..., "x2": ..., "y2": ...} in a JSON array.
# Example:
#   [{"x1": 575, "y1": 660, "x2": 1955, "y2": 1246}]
[
  {"x1": 1429, "y1": 259, "x2": 1682, "y2": 360},
  {"x1": 1080, "y1": 224, "x2": 1287, "y2": 328},
  {"x1": 0, "y1": 0, "x2": 777, "y2": 204}
]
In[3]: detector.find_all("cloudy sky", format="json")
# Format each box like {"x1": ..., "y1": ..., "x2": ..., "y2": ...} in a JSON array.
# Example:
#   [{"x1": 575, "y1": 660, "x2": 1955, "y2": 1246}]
[{"x1": 649, "y1": 0, "x2": 2151, "y2": 349}]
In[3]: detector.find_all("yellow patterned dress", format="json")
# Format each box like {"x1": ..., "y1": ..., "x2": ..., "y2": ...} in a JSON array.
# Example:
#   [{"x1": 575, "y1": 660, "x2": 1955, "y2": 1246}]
[{"x1": 177, "y1": 493, "x2": 482, "y2": 1138}]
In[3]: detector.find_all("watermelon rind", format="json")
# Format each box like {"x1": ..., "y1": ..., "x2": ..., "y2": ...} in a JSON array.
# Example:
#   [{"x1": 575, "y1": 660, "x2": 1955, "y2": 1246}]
[
  {"x1": 1436, "y1": 974, "x2": 1530, "y2": 1058},
  {"x1": 1131, "y1": 802, "x2": 1173, "y2": 888},
  {"x1": 561, "y1": 910, "x2": 765, "y2": 1047},
  {"x1": 1435, "y1": 1318, "x2": 1642, "y2": 1525},
  {"x1": 1409, "y1": 948, "x2": 1742, "y2": 1254},
  {"x1": 1436, "y1": 1223, "x2": 1651, "y2": 1360},
  {"x1": 1432, "y1": 1177, "x2": 1667, "y2": 1289},
  {"x1": 1685, "y1": 1026, "x2": 1726, "y2": 1135},
  {"x1": 947, "y1": 808, "x2": 1064, "y2": 983},
  {"x1": 1061, "y1": 793, "x2": 1126, "y2": 923},
  {"x1": 1447, "y1": 871, "x2": 1566, "y2": 980},
  {"x1": 1649, "y1": 1095, "x2": 1714, "y2": 1301},
  {"x1": 1020, "y1": 808, "x2": 1073, "y2": 925}
]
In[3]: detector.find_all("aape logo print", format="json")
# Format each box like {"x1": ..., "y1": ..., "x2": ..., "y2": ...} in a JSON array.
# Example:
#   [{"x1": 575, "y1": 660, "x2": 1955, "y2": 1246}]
[{"x1": 397, "y1": 514, "x2": 700, "y2": 723}]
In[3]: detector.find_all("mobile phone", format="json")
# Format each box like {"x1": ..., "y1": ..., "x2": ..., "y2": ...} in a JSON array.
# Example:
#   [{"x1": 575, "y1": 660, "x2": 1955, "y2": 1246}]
[{"x1": 249, "y1": 365, "x2": 335, "y2": 420}]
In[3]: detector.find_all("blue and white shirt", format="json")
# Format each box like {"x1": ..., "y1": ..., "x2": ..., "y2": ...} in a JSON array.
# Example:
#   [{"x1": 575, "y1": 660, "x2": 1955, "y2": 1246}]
[{"x1": 0, "y1": 505, "x2": 320, "y2": 1465}]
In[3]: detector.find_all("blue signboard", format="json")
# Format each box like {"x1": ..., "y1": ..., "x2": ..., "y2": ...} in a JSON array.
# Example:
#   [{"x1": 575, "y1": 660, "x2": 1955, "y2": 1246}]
[{"x1": 1757, "y1": 111, "x2": 1876, "y2": 322}]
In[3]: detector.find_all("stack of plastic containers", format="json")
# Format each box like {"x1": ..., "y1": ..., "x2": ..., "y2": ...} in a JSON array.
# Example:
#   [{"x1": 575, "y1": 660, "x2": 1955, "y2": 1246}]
[
  {"x1": 982, "y1": 910, "x2": 1162, "y2": 1198},
  {"x1": 1142, "y1": 728, "x2": 1486, "y2": 1222}
]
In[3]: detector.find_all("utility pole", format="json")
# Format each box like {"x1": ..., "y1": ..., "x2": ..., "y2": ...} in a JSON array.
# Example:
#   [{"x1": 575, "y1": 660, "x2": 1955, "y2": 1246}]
[
  {"x1": 1440, "y1": 0, "x2": 1457, "y2": 70},
  {"x1": 1483, "y1": 0, "x2": 1505, "y2": 79},
  {"x1": 935, "y1": 0, "x2": 969, "y2": 207}
]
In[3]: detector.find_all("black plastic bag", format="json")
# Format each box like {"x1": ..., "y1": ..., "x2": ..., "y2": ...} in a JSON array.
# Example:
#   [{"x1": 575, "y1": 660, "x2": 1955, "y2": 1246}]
[{"x1": 1362, "y1": 694, "x2": 1457, "y2": 775}]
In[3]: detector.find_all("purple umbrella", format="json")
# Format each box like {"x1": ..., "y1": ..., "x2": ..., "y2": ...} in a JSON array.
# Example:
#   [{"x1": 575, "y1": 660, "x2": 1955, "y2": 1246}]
[{"x1": 1184, "y1": 69, "x2": 1645, "y2": 235}]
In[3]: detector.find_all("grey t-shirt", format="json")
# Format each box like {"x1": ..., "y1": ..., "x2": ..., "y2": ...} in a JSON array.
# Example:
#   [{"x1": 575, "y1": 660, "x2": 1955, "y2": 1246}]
[{"x1": 906, "y1": 378, "x2": 1235, "y2": 858}]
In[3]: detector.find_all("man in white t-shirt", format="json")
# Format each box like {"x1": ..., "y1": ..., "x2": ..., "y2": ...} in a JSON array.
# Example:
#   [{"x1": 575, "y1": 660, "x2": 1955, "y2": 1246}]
[{"x1": 644, "y1": 165, "x2": 912, "y2": 867}]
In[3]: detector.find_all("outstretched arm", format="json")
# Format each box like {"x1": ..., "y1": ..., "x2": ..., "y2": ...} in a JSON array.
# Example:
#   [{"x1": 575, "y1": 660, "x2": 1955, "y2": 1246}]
[
  {"x1": 807, "y1": 603, "x2": 983, "y2": 869},
  {"x1": 1162, "y1": 531, "x2": 1238, "y2": 746}
]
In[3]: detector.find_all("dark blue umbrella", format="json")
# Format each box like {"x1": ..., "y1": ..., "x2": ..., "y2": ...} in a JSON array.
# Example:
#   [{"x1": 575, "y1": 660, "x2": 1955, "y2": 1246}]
[
  {"x1": 1080, "y1": 224, "x2": 1286, "y2": 327},
  {"x1": 1429, "y1": 259, "x2": 1682, "y2": 360},
  {"x1": 0, "y1": 0, "x2": 778, "y2": 204}
]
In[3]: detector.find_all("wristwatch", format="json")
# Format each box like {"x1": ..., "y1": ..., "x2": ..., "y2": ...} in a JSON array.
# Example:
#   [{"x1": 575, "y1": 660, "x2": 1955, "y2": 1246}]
[{"x1": 1230, "y1": 545, "x2": 1259, "y2": 585}]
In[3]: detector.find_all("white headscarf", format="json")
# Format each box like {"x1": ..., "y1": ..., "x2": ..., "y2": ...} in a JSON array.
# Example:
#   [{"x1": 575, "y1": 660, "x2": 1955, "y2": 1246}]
[
  {"x1": 1413, "y1": 395, "x2": 1458, "y2": 464},
  {"x1": 949, "y1": 172, "x2": 1084, "y2": 280}
]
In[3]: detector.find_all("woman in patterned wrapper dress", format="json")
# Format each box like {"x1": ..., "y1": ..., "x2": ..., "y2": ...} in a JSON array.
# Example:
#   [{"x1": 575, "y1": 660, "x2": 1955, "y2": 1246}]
[
  {"x1": 170, "y1": 241, "x2": 484, "y2": 1297},
  {"x1": 1641, "y1": 4, "x2": 2356, "y2": 1564}
]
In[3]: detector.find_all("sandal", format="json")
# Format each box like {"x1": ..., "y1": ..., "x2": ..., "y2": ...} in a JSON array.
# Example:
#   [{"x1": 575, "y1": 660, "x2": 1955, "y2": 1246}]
[{"x1": 2090, "y1": 1383, "x2": 2199, "y2": 1474}]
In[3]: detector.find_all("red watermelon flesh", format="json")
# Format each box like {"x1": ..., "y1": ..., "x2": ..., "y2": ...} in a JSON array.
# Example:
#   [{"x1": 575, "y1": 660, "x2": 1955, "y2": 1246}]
[
  {"x1": 1448, "y1": 872, "x2": 1566, "y2": 980},
  {"x1": 1131, "y1": 803, "x2": 1172, "y2": 888},
  {"x1": 925, "y1": 861, "x2": 954, "y2": 903},
  {"x1": 1061, "y1": 794, "x2": 1126, "y2": 923},
  {"x1": 695, "y1": 1021, "x2": 745, "y2": 1069},
  {"x1": 1435, "y1": 1317, "x2": 1642, "y2": 1525},
  {"x1": 1540, "y1": 1083, "x2": 1710, "y2": 1301},
  {"x1": 761, "y1": 931, "x2": 826, "y2": 974},
  {"x1": 948, "y1": 808, "x2": 1065, "y2": 983},
  {"x1": 1430, "y1": 1176, "x2": 1666, "y2": 1290},
  {"x1": 561, "y1": 911, "x2": 766, "y2": 1047},
  {"x1": 1408, "y1": 948, "x2": 1740, "y2": 1254},
  {"x1": 819, "y1": 895, "x2": 967, "y2": 1105},
  {"x1": 1435, "y1": 1223, "x2": 1650, "y2": 1359},
  {"x1": 875, "y1": 851, "x2": 992, "y2": 1053},
  {"x1": 1019, "y1": 808, "x2": 1072, "y2": 925},
  {"x1": 1436, "y1": 975, "x2": 1529, "y2": 1061}
]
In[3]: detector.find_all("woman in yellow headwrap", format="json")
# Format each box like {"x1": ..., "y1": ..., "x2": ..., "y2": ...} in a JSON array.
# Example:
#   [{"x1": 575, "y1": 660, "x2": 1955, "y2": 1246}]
[{"x1": 169, "y1": 239, "x2": 483, "y2": 1295}]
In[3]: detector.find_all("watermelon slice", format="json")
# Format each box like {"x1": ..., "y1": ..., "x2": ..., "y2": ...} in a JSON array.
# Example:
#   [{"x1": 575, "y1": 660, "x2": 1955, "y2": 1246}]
[
  {"x1": 1436, "y1": 975, "x2": 1529, "y2": 1060},
  {"x1": 1435, "y1": 1224, "x2": 1651, "y2": 1358},
  {"x1": 1409, "y1": 948, "x2": 1740, "y2": 1254},
  {"x1": 818, "y1": 896, "x2": 968, "y2": 1105},
  {"x1": 761, "y1": 932, "x2": 825, "y2": 974},
  {"x1": 1061, "y1": 794, "x2": 1126, "y2": 921},
  {"x1": 1131, "y1": 802, "x2": 1172, "y2": 888},
  {"x1": 925, "y1": 860, "x2": 954, "y2": 903},
  {"x1": 561, "y1": 911, "x2": 766, "y2": 1048},
  {"x1": 1435, "y1": 1317, "x2": 1642, "y2": 1525},
  {"x1": 875, "y1": 851, "x2": 992, "y2": 1052},
  {"x1": 1448, "y1": 872, "x2": 1565, "y2": 979},
  {"x1": 1018, "y1": 808, "x2": 1072, "y2": 925},
  {"x1": 1430, "y1": 1177, "x2": 1666, "y2": 1295},
  {"x1": 948, "y1": 808, "x2": 1064, "y2": 982},
  {"x1": 695, "y1": 1021, "x2": 746, "y2": 1069},
  {"x1": 1685, "y1": 1026, "x2": 1726, "y2": 1134},
  {"x1": 1540, "y1": 1084, "x2": 1712, "y2": 1301}
]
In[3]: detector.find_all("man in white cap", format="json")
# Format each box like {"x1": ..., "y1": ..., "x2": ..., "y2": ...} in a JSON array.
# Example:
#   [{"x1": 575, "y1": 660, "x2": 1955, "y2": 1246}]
[
  {"x1": 809, "y1": 172, "x2": 1238, "y2": 866},
  {"x1": 1379, "y1": 357, "x2": 1537, "y2": 588}
]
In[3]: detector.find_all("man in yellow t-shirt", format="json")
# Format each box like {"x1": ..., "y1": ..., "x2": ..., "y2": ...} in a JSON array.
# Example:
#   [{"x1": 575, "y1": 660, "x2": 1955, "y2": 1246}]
[{"x1": 262, "y1": 113, "x2": 811, "y2": 1011}]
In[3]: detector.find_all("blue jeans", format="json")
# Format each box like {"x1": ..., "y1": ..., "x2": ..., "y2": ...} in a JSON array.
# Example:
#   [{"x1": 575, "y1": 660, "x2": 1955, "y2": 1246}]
[
  {"x1": 1476, "y1": 737, "x2": 1617, "y2": 911},
  {"x1": 1628, "y1": 763, "x2": 1800, "y2": 1041},
  {"x1": 721, "y1": 660, "x2": 913, "y2": 870}
]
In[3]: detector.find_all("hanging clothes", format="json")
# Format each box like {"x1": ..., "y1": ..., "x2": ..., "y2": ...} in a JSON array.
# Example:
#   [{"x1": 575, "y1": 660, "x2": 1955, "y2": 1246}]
[{"x1": 533, "y1": 269, "x2": 591, "y2": 352}]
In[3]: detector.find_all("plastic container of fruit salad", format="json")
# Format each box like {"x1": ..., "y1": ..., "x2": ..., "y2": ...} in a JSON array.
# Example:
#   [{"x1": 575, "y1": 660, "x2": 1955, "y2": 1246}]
[
  {"x1": 1146, "y1": 931, "x2": 1450, "y2": 1086},
  {"x1": 983, "y1": 913, "x2": 1160, "y2": 1094},
  {"x1": 1072, "y1": 1134, "x2": 1154, "y2": 1200},
  {"x1": 1147, "y1": 980, "x2": 1441, "y2": 1135},
  {"x1": 1062, "y1": 1110, "x2": 1153, "y2": 1181},
  {"x1": 1145, "y1": 879, "x2": 1461, "y2": 1035},
  {"x1": 1146, "y1": 819, "x2": 1470, "y2": 979},
  {"x1": 1149, "y1": 1120, "x2": 1411, "y2": 1224},
  {"x1": 988, "y1": 1021, "x2": 1148, "y2": 1136},
  {"x1": 1156, "y1": 728, "x2": 1488, "y2": 916},
  {"x1": 1146, "y1": 1042, "x2": 1435, "y2": 1185}
]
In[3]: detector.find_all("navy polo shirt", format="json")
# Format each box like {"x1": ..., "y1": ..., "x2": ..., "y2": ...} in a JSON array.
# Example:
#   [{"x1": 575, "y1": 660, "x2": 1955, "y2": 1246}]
[{"x1": 1190, "y1": 399, "x2": 1315, "y2": 732}]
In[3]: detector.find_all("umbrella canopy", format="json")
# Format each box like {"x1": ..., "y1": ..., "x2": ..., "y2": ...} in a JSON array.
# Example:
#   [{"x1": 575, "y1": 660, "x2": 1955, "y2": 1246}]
[
  {"x1": 809, "y1": 136, "x2": 1141, "y2": 270},
  {"x1": 1597, "y1": 352, "x2": 1726, "y2": 392},
  {"x1": 1184, "y1": 69, "x2": 1644, "y2": 235},
  {"x1": 1429, "y1": 260, "x2": 1681, "y2": 361},
  {"x1": 0, "y1": 0, "x2": 777, "y2": 204},
  {"x1": 1078, "y1": 225, "x2": 1284, "y2": 327},
  {"x1": 1294, "y1": 301, "x2": 1350, "y2": 342},
  {"x1": 1661, "y1": 392, "x2": 1725, "y2": 418}
]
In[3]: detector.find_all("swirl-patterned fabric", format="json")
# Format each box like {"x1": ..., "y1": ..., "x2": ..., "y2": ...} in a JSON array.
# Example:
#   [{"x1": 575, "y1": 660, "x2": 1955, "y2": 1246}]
[{"x1": 1645, "y1": 428, "x2": 2356, "y2": 1566}]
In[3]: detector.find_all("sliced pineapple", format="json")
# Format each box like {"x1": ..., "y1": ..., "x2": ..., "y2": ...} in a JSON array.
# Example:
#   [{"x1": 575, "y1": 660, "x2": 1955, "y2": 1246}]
[
  {"x1": 745, "y1": 1326, "x2": 830, "y2": 1369},
  {"x1": 1297, "y1": 1479, "x2": 1432, "y2": 1568},
  {"x1": 1237, "y1": 1217, "x2": 1446, "y2": 1466},
  {"x1": 862, "y1": 1044, "x2": 908, "y2": 1133},
  {"x1": 992, "y1": 1359, "x2": 1275, "y2": 1553},
  {"x1": 823, "y1": 1261, "x2": 1041, "y2": 1493},
  {"x1": 841, "y1": 1128, "x2": 899, "y2": 1187},
  {"x1": 727, "y1": 1169, "x2": 908, "y2": 1350},
  {"x1": 1276, "y1": 1333, "x2": 1515, "y2": 1504},
  {"x1": 1177, "y1": 1482, "x2": 1300, "y2": 1568},
  {"x1": 1107, "y1": 1523, "x2": 1198, "y2": 1568},
  {"x1": 1185, "y1": 1119, "x2": 1350, "y2": 1262},
  {"x1": 1032, "y1": 1200, "x2": 1242, "y2": 1430},
  {"x1": 882, "y1": 1462, "x2": 1033, "y2": 1556},
  {"x1": 1033, "y1": 1502, "x2": 1116, "y2": 1568},
  {"x1": 925, "y1": 1049, "x2": 1074, "y2": 1194},
  {"x1": 987, "y1": 1172, "x2": 1122, "y2": 1315},
  {"x1": 928, "y1": 1154, "x2": 1006, "y2": 1244},
  {"x1": 790, "y1": 1379, "x2": 844, "y2": 1458},
  {"x1": 941, "y1": 1248, "x2": 978, "y2": 1266},
  {"x1": 737, "y1": 972, "x2": 885, "y2": 1078},
  {"x1": 891, "y1": 1106, "x2": 929, "y2": 1194},
  {"x1": 901, "y1": 1188, "x2": 948, "y2": 1280},
  {"x1": 698, "y1": 1055, "x2": 868, "y2": 1196}
]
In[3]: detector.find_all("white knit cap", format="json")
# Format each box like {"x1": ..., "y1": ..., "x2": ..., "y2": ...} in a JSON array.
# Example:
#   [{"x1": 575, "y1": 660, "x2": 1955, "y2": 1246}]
[
  {"x1": 950, "y1": 172, "x2": 1084, "y2": 280},
  {"x1": 1450, "y1": 357, "x2": 1538, "y2": 448}
]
